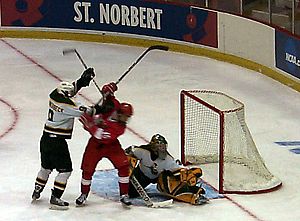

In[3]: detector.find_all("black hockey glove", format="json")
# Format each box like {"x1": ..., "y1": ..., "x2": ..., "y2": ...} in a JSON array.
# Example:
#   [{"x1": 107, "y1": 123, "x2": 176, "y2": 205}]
[{"x1": 79, "y1": 67, "x2": 95, "y2": 87}]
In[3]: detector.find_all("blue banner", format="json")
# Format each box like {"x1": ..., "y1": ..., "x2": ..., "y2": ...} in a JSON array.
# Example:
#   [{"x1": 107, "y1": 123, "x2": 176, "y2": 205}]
[
  {"x1": 1, "y1": 0, "x2": 217, "y2": 48},
  {"x1": 275, "y1": 31, "x2": 300, "y2": 79}
]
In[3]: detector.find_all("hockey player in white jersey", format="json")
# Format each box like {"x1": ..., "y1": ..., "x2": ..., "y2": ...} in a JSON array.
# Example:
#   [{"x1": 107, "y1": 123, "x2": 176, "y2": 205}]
[
  {"x1": 31, "y1": 68, "x2": 95, "y2": 210},
  {"x1": 126, "y1": 134, "x2": 208, "y2": 205}
]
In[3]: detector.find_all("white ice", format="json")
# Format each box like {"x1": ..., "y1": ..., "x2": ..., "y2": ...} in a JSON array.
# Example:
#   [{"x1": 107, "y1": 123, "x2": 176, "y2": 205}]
[{"x1": 0, "y1": 38, "x2": 300, "y2": 221}]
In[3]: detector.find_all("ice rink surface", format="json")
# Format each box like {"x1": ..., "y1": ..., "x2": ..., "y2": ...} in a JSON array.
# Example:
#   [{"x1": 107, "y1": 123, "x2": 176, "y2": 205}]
[{"x1": 0, "y1": 38, "x2": 300, "y2": 221}]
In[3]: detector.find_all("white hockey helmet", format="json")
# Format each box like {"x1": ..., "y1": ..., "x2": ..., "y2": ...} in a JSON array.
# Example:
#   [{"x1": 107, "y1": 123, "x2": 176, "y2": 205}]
[{"x1": 57, "y1": 81, "x2": 75, "y2": 97}]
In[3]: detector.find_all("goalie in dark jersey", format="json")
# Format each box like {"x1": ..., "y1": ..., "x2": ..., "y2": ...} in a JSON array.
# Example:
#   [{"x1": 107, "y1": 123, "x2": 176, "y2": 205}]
[
  {"x1": 126, "y1": 134, "x2": 208, "y2": 205},
  {"x1": 31, "y1": 68, "x2": 95, "y2": 210}
]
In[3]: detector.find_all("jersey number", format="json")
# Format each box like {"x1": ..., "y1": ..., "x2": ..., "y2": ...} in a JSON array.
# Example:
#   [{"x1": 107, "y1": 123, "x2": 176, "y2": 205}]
[{"x1": 48, "y1": 109, "x2": 54, "y2": 121}]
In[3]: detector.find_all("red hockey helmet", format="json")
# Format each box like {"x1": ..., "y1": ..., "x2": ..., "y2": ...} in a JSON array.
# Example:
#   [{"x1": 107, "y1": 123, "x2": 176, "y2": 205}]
[{"x1": 118, "y1": 102, "x2": 133, "y2": 116}]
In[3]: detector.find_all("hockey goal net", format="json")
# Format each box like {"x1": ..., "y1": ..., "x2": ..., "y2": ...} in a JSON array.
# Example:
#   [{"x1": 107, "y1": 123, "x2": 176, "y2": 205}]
[{"x1": 180, "y1": 90, "x2": 282, "y2": 194}]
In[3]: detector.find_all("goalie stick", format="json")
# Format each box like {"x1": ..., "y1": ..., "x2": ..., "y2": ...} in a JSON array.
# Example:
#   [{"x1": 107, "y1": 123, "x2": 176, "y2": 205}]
[{"x1": 130, "y1": 174, "x2": 173, "y2": 208}]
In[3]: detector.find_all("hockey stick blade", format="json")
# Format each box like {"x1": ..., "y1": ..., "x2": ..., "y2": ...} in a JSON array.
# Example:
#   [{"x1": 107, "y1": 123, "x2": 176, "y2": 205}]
[
  {"x1": 62, "y1": 48, "x2": 102, "y2": 94},
  {"x1": 62, "y1": 48, "x2": 88, "y2": 69},
  {"x1": 115, "y1": 45, "x2": 169, "y2": 84},
  {"x1": 62, "y1": 48, "x2": 77, "y2": 55},
  {"x1": 151, "y1": 199, "x2": 173, "y2": 208}
]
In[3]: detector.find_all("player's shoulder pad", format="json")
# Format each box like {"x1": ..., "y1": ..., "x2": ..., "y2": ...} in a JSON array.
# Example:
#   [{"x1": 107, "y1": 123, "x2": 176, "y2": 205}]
[{"x1": 50, "y1": 89, "x2": 76, "y2": 106}]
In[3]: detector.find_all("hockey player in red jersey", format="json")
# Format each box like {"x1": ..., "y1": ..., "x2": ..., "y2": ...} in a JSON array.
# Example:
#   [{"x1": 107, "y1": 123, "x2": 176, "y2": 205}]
[
  {"x1": 31, "y1": 68, "x2": 95, "y2": 210},
  {"x1": 75, "y1": 102, "x2": 134, "y2": 207}
]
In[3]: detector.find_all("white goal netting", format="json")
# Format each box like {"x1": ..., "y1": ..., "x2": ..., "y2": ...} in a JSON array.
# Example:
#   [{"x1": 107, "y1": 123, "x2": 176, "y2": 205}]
[{"x1": 180, "y1": 90, "x2": 282, "y2": 193}]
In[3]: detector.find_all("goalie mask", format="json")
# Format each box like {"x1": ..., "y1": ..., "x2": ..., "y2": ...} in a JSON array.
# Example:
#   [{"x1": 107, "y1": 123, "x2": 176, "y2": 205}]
[
  {"x1": 57, "y1": 81, "x2": 75, "y2": 97},
  {"x1": 150, "y1": 134, "x2": 168, "y2": 160}
]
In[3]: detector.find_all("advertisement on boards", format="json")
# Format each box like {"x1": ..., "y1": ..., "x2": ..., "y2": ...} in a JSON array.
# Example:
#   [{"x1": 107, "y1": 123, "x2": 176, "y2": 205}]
[
  {"x1": 275, "y1": 31, "x2": 300, "y2": 79},
  {"x1": 1, "y1": 0, "x2": 218, "y2": 48}
]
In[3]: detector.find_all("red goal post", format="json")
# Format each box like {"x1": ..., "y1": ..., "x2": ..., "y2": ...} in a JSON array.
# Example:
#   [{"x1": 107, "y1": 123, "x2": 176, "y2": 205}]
[{"x1": 180, "y1": 90, "x2": 282, "y2": 194}]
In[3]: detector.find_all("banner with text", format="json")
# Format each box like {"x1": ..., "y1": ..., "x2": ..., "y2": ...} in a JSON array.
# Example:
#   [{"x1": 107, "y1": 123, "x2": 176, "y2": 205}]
[
  {"x1": 276, "y1": 31, "x2": 300, "y2": 79},
  {"x1": 1, "y1": 0, "x2": 218, "y2": 48}
]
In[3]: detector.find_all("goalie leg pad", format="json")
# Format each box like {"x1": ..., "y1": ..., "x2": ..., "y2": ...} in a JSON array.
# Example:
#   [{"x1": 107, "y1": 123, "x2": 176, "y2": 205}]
[
  {"x1": 157, "y1": 169, "x2": 205, "y2": 205},
  {"x1": 179, "y1": 167, "x2": 202, "y2": 185}
]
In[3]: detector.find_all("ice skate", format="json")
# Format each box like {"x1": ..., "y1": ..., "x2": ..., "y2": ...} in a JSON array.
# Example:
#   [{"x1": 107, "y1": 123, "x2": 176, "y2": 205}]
[
  {"x1": 75, "y1": 193, "x2": 87, "y2": 207},
  {"x1": 49, "y1": 191, "x2": 69, "y2": 210},
  {"x1": 31, "y1": 185, "x2": 43, "y2": 202},
  {"x1": 120, "y1": 194, "x2": 132, "y2": 207},
  {"x1": 195, "y1": 195, "x2": 209, "y2": 205}
]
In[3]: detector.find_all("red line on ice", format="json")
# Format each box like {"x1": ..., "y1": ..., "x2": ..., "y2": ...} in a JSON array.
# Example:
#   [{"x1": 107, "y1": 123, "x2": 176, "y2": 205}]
[{"x1": 0, "y1": 97, "x2": 19, "y2": 139}]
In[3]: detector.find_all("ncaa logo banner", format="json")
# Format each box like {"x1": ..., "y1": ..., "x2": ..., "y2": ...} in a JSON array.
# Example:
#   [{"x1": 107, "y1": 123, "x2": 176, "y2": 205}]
[
  {"x1": 275, "y1": 30, "x2": 300, "y2": 79},
  {"x1": 1, "y1": 0, "x2": 217, "y2": 48}
]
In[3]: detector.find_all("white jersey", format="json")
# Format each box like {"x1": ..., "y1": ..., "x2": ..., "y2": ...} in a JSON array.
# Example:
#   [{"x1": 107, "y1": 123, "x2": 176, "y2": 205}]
[
  {"x1": 132, "y1": 147, "x2": 182, "y2": 180},
  {"x1": 43, "y1": 89, "x2": 87, "y2": 139}
]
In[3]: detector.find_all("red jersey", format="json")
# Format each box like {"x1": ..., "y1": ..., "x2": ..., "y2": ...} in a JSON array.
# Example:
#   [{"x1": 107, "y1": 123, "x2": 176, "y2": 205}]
[{"x1": 85, "y1": 115, "x2": 126, "y2": 145}]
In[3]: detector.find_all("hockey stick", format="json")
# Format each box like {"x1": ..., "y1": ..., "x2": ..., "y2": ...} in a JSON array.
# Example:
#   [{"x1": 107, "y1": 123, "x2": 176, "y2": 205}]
[
  {"x1": 63, "y1": 49, "x2": 88, "y2": 69},
  {"x1": 62, "y1": 49, "x2": 102, "y2": 93},
  {"x1": 63, "y1": 45, "x2": 169, "y2": 105},
  {"x1": 95, "y1": 45, "x2": 168, "y2": 105},
  {"x1": 115, "y1": 45, "x2": 169, "y2": 85},
  {"x1": 130, "y1": 175, "x2": 173, "y2": 208}
]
